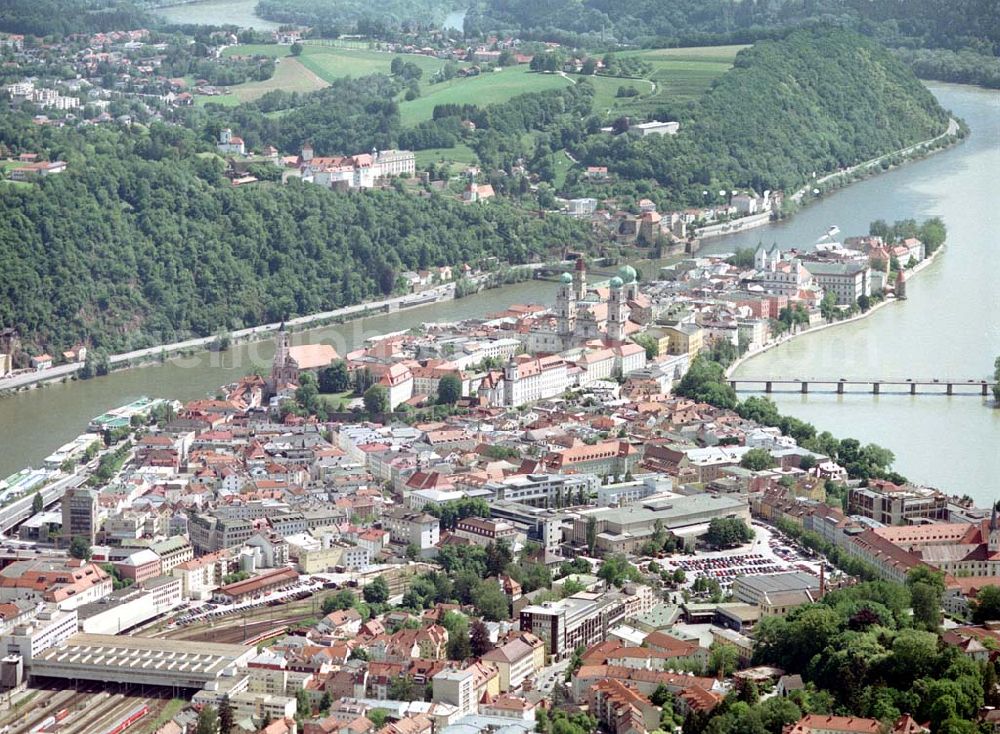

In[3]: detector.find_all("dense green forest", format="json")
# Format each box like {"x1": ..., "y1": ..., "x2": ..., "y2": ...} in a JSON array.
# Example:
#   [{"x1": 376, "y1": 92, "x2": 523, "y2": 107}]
[
  {"x1": 470, "y1": 0, "x2": 1000, "y2": 52},
  {"x1": 197, "y1": 75, "x2": 404, "y2": 156},
  {"x1": 0, "y1": 118, "x2": 591, "y2": 355},
  {"x1": 254, "y1": 0, "x2": 461, "y2": 36},
  {"x1": 565, "y1": 30, "x2": 950, "y2": 207},
  {"x1": 0, "y1": 0, "x2": 155, "y2": 37}
]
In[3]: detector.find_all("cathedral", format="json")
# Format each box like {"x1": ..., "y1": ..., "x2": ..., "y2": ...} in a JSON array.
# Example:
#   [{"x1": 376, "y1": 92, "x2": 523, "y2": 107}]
[{"x1": 527, "y1": 260, "x2": 646, "y2": 353}]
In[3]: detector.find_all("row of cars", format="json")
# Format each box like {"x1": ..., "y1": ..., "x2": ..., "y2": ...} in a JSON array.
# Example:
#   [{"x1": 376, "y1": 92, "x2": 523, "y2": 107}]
[{"x1": 170, "y1": 576, "x2": 326, "y2": 627}]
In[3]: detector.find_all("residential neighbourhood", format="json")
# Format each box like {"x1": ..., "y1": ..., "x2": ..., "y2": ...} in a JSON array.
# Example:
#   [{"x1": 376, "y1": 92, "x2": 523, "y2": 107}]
[{"x1": 0, "y1": 222, "x2": 986, "y2": 734}]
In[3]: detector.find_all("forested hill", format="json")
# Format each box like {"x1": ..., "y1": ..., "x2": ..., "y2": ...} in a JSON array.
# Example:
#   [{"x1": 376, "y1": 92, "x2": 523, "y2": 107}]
[
  {"x1": 0, "y1": 121, "x2": 591, "y2": 356},
  {"x1": 470, "y1": 0, "x2": 999, "y2": 53},
  {"x1": 0, "y1": 0, "x2": 154, "y2": 37},
  {"x1": 570, "y1": 29, "x2": 951, "y2": 204}
]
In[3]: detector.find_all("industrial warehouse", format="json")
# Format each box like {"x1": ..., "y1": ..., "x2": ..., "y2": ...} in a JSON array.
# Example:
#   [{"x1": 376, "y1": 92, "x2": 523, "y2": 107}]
[{"x1": 31, "y1": 633, "x2": 255, "y2": 690}]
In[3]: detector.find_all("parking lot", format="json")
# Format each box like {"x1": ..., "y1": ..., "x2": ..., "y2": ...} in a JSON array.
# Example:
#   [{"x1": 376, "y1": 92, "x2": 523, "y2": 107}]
[
  {"x1": 170, "y1": 576, "x2": 327, "y2": 627},
  {"x1": 660, "y1": 522, "x2": 825, "y2": 590}
]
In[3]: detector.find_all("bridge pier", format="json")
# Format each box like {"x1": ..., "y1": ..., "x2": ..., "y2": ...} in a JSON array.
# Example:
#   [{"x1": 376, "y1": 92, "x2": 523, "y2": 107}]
[
  {"x1": 984, "y1": 383, "x2": 990, "y2": 397},
  {"x1": 837, "y1": 382, "x2": 844, "y2": 394},
  {"x1": 801, "y1": 382, "x2": 809, "y2": 394},
  {"x1": 872, "y1": 383, "x2": 880, "y2": 395},
  {"x1": 765, "y1": 382, "x2": 772, "y2": 394},
  {"x1": 947, "y1": 383, "x2": 953, "y2": 395},
  {"x1": 730, "y1": 381, "x2": 736, "y2": 390},
  {"x1": 910, "y1": 383, "x2": 917, "y2": 395}
]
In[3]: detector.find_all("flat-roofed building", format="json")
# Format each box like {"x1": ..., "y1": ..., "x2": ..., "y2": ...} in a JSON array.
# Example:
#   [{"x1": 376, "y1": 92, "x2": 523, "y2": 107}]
[
  {"x1": 0, "y1": 605, "x2": 78, "y2": 664},
  {"x1": 732, "y1": 572, "x2": 820, "y2": 617},
  {"x1": 30, "y1": 633, "x2": 255, "y2": 689},
  {"x1": 569, "y1": 494, "x2": 750, "y2": 555},
  {"x1": 519, "y1": 592, "x2": 626, "y2": 662},
  {"x1": 78, "y1": 575, "x2": 183, "y2": 635},
  {"x1": 848, "y1": 481, "x2": 948, "y2": 526}
]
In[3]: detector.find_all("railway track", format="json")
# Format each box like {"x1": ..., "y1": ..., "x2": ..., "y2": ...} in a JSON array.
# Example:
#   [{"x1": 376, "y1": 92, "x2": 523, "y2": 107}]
[
  {"x1": 77, "y1": 696, "x2": 147, "y2": 734},
  {"x1": 57, "y1": 692, "x2": 141, "y2": 734},
  {"x1": 3, "y1": 688, "x2": 85, "y2": 734}
]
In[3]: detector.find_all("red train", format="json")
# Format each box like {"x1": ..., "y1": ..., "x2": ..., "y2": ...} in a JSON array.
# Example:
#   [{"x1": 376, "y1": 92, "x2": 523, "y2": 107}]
[{"x1": 100, "y1": 705, "x2": 148, "y2": 734}]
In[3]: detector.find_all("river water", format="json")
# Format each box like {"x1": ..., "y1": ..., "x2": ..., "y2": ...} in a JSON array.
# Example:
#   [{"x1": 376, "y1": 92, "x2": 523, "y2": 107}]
[
  {"x1": 703, "y1": 83, "x2": 1000, "y2": 501},
  {"x1": 154, "y1": 0, "x2": 280, "y2": 29},
  {"x1": 0, "y1": 84, "x2": 996, "y2": 500}
]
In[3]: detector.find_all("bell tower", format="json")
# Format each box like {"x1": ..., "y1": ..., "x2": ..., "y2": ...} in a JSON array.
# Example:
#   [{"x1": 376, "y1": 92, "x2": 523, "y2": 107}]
[
  {"x1": 556, "y1": 272, "x2": 576, "y2": 340},
  {"x1": 607, "y1": 277, "x2": 627, "y2": 344}
]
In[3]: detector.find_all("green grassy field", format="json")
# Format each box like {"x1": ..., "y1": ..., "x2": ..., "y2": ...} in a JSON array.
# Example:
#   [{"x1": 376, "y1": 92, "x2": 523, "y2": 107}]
[
  {"x1": 414, "y1": 144, "x2": 478, "y2": 169},
  {"x1": 552, "y1": 149, "x2": 574, "y2": 189},
  {"x1": 400, "y1": 66, "x2": 571, "y2": 125},
  {"x1": 221, "y1": 43, "x2": 291, "y2": 59},
  {"x1": 222, "y1": 56, "x2": 329, "y2": 103},
  {"x1": 299, "y1": 46, "x2": 452, "y2": 83},
  {"x1": 570, "y1": 74, "x2": 655, "y2": 116}
]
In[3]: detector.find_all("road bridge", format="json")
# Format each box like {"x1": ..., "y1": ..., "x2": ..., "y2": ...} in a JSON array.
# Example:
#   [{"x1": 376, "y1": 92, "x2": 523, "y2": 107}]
[{"x1": 729, "y1": 377, "x2": 996, "y2": 396}]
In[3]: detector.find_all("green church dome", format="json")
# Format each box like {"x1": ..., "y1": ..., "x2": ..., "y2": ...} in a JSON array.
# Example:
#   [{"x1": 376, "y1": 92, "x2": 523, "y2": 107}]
[
  {"x1": 609, "y1": 276, "x2": 624, "y2": 289},
  {"x1": 618, "y1": 265, "x2": 637, "y2": 283},
  {"x1": 560, "y1": 272, "x2": 574, "y2": 284}
]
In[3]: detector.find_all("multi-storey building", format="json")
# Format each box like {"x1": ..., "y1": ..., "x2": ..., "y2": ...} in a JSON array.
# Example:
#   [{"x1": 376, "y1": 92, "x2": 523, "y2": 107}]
[
  {"x1": 62, "y1": 487, "x2": 98, "y2": 545},
  {"x1": 847, "y1": 481, "x2": 948, "y2": 525},
  {"x1": 381, "y1": 507, "x2": 440, "y2": 551},
  {"x1": 519, "y1": 592, "x2": 626, "y2": 661}
]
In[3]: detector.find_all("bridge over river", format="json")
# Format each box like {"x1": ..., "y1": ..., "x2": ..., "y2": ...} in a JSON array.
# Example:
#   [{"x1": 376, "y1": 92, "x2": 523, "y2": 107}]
[{"x1": 730, "y1": 377, "x2": 997, "y2": 396}]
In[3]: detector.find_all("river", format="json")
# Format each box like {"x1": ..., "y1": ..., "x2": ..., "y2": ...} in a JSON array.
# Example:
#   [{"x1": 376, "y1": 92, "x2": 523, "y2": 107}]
[
  {"x1": 1, "y1": 84, "x2": 996, "y2": 501},
  {"x1": 154, "y1": 0, "x2": 280, "y2": 29},
  {"x1": 701, "y1": 83, "x2": 999, "y2": 502}
]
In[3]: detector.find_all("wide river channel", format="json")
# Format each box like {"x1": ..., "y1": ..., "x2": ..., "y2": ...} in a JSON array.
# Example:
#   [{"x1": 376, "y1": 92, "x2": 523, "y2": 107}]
[{"x1": 0, "y1": 84, "x2": 996, "y2": 502}]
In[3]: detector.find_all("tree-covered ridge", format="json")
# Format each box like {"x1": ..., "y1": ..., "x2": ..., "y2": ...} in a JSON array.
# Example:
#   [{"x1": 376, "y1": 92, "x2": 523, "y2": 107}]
[
  {"x1": 569, "y1": 29, "x2": 950, "y2": 206},
  {"x1": 471, "y1": 0, "x2": 1000, "y2": 53},
  {"x1": 0, "y1": 119, "x2": 592, "y2": 355},
  {"x1": 0, "y1": 0, "x2": 155, "y2": 37}
]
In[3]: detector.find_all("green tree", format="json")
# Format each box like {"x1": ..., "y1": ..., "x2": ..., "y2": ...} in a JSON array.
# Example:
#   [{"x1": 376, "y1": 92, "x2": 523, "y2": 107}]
[
  {"x1": 446, "y1": 618, "x2": 472, "y2": 660},
  {"x1": 68, "y1": 535, "x2": 92, "y2": 560},
  {"x1": 218, "y1": 696, "x2": 234, "y2": 734},
  {"x1": 436, "y1": 373, "x2": 462, "y2": 404},
  {"x1": 708, "y1": 642, "x2": 740, "y2": 677},
  {"x1": 586, "y1": 516, "x2": 598, "y2": 555},
  {"x1": 972, "y1": 585, "x2": 1000, "y2": 624},
  {"x1": 322, "y1": 589, "x2": 356, "y2": 614},
  {"x1": 369, "y1": 709, "x2": 389, "y2": 728},
  {"x1": 470, "y1": 619, "x2": 494, "y2": 656},
  {"x1": 319, "y1": 361, "x2": 350, "y2": 393},
  {"x1": 290, "y1": 41, "x2": 303, "y2": 56},
  {"x1": 597, "y1": 554, "x2": 640, "y2": 587},
  {"x1": 634, "y1": 333, "x2": 659, "y2": 360},
  {"x1": 907, "y1": 566, "x2": 944, "y2": 631},
  {"x1": 472, "y1": 581, "x2": 510, "y2": 621},
  {"x1": 363, "y1": 575, "x2": 390, "y2": 605},
  {"x1": 32, "y1": 491, "x2": 43, "y2": 514},
  {"x1": 388, "y1": 675, "x2": 418, "y2": 701},
  {"x1": 295, "y1": 688, "x2": 311, "y2": 718},
  {"x1": 740, "y1": 448, "x2": 775, "y2": 471},
  {"x1": 705, "y1": 518, "x2": 754, "y2": 549},
  {"x1": 196, "y1": 705, "x2": 218, "y2": 734},
  {"x1": 363, "y1": 384, "x2": 390, "y2": 414}
]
